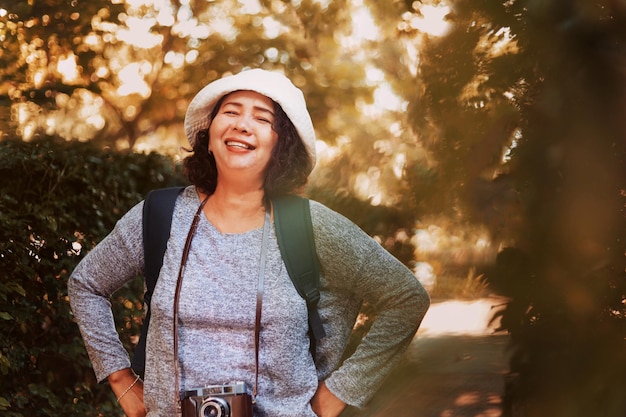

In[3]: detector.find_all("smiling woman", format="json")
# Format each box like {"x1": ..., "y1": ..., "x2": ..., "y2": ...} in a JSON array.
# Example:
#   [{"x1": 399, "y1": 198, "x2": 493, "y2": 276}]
[{"x1": 68, "y1": 68, "x2": 430, "y2": 417}]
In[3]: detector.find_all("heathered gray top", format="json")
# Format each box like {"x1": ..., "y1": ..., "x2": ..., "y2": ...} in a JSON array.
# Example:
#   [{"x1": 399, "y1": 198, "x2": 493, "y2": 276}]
[{"x1": 69, "y1": 186, "x2": 430, "y2": 416}]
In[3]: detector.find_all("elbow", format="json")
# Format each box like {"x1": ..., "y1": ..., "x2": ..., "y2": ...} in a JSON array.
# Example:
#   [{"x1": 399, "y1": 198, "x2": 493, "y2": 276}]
[
  {"x1": 407, "y1": 277, "x2": 431, "y2": 327},
  {"x1": 67, "y1": 272, "x2": 82, "y2": 313}
]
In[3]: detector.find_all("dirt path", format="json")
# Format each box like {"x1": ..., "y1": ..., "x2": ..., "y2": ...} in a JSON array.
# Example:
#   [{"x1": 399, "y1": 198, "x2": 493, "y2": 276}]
[{"x1": 343, "y1": 298, "x2": 511, "y2": 417}]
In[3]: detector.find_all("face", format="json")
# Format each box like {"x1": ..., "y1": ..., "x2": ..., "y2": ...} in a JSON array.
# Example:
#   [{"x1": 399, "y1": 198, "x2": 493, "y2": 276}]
[{"x1": 208, "y1": 90, "x2": 279, "y2": 183}]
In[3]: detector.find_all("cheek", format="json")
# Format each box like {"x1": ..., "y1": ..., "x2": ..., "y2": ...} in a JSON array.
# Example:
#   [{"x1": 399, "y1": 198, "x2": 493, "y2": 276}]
[
  {"x1": 209, "y1": 116, "x2": 227, "y2": 135},
  {"x1": 207, "y1": 123, "x2": 223, "y2": 149},
  {"x1": 268, "y1": 131, "x2": 279, "y2": 149}
]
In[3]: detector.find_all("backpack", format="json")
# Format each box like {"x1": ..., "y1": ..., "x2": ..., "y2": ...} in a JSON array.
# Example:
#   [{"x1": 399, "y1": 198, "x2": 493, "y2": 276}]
[{"x1": 131, "y1": 187, "x2": 326, "y2": 374}]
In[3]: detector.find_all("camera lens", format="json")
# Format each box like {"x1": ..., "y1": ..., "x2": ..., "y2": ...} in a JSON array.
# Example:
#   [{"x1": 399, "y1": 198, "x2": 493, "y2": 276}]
[{"x1": 199, "y1": 397, "x2": 230, "y2": 417}]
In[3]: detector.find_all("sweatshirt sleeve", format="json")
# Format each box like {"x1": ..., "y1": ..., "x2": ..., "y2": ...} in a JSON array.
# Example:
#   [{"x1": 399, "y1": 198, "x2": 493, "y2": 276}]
[
  {"x1": 68, "y1": 201, "x2": 145, "y2": 383},
  {"x1": 310, "y1": 201, "x2": 430, "y2": 407}
]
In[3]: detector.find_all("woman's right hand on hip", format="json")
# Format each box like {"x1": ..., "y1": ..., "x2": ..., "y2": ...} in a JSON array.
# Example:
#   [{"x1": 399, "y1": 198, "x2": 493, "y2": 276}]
[{"x1": 108, "y1": 368, "x2": 147, "y2": 417}]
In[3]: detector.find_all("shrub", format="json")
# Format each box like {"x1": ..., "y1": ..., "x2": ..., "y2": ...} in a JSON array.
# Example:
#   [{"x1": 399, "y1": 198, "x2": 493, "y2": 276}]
[{"x1": 0, "y1": 137, "x2": 186, "y2": 416}]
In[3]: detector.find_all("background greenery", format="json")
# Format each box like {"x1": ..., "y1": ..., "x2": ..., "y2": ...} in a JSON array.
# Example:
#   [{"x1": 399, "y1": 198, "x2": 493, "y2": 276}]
[
  {"x1": 1, "y1": 0, "x2": 625, "y2": 416},
  {"x1": 0, "y1": 138, "x2": 186, "y2": 416}
]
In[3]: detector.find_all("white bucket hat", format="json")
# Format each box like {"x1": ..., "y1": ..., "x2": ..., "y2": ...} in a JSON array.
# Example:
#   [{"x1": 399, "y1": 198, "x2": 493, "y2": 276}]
[{"x1": 184, "y1": 68, "x2": 316, "y2": 169}]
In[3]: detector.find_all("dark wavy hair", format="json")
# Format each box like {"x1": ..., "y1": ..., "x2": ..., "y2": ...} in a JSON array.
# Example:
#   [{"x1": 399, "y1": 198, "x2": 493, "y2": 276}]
[{"x1": 183, "y1": 92, "x2": 313, "y2": 201}]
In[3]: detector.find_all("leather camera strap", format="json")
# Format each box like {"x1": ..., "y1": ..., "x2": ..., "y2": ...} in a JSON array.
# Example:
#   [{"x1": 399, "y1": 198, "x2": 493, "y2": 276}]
[
  {"x1": 172, "y1": 194, "x2": 209, "y2": 410},
  {"x1": 171, "y1": 195, "x2": 269, "y2": 410},
  {"x1": 254, "y1": 210, "x2": 271, "y2": 400}
]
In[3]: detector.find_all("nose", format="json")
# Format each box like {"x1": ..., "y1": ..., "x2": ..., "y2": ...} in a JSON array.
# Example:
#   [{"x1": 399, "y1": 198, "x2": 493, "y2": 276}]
[{"x1": 233, "y1": 114, "x2": 250, "y2": 133}]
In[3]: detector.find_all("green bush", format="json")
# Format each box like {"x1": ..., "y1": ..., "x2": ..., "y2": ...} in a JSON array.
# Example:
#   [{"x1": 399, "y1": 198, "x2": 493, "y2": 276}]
[{"x1": 0, "y1": 138, "x2": 186, "y2": 416}]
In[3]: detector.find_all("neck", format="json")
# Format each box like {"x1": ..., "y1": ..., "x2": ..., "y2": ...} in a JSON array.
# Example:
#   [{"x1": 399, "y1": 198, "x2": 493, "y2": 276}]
[{"x1": 199, "y1": 183, "x2": 267, "y2": 233}]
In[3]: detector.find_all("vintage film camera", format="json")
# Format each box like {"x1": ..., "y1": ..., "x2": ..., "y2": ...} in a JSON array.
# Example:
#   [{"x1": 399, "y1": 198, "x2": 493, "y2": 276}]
[{"x1": 181, "y1": 381, "x2": 253, "y2": 417}]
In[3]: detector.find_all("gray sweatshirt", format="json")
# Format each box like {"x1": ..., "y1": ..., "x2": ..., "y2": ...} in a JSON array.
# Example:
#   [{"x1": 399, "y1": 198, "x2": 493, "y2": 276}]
[{"x1": 69, "y1": 186, "x2": 430, "y2": 416}]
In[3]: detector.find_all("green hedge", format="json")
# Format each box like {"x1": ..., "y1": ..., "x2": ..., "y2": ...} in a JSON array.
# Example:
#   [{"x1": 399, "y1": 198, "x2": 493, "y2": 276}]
[{"x1": 0, "y1": 138, "x2": 186, "y2": 416}]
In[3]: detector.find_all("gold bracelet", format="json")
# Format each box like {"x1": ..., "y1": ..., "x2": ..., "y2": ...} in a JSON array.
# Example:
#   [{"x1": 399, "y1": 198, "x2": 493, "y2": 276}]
[{"x1": 116, "y1": 374, "x2": 141, "y2": 403}]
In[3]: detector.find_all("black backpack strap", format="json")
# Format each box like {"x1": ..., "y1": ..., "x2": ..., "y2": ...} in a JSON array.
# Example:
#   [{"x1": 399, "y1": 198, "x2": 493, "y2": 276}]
[
  {"x1": 273, "y1": 195, "x2": 326, "y2": 346},
  {"x1": 131, "y1": 186, "x2": 185, "y2": 375}
]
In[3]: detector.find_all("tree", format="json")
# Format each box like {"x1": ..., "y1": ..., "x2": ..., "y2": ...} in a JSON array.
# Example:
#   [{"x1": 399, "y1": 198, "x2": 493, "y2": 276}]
[
  {"x1": 1, "y1": 0, "x2": 434, "y2": 262},
  {"x1": 370, "y1": 0, "x2": 626, "y2": 415},
  {"x1": 350, "y1": 0, "x2": 626, "y2": 414},
  {"x1": 0, "y1": 0, "x2": 368, "y2": 150},
  {"x1": 493, "y1": 2, "x2": 626, "y2": 415}
]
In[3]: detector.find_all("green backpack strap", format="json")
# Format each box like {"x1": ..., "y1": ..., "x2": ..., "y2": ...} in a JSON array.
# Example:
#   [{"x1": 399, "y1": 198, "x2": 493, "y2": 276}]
[
  {"x1": 273, "y1": 195, "x2": 326, "y2": 343},
  {"x1": 133, "y1": 190, "x2": 325, "y2": 374},
  {"x1": 132, "y1": 186, "x2": 185, "y2": 375}
]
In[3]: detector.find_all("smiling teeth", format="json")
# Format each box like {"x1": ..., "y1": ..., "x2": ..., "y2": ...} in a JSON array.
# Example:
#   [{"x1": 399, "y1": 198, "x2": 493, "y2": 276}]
[{"x1": 226, "y1": 141, "x2": 252, "y2": 149}]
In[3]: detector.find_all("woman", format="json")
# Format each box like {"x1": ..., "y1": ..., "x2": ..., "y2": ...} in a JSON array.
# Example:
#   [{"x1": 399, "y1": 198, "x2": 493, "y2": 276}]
[{"x1": 69, "y1": 68, "x2": 430, "y2": 417}]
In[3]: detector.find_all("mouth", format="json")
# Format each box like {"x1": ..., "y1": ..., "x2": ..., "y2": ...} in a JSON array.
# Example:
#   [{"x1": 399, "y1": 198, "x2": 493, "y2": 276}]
[{"x1": 225, "y1": 140, "x2": 256, "y2": 150}]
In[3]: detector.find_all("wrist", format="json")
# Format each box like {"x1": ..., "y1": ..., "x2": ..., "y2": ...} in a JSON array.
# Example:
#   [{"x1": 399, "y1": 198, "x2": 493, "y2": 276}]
[{"x1": 116, "y1": 374, "x2": 141, "y2": 403}]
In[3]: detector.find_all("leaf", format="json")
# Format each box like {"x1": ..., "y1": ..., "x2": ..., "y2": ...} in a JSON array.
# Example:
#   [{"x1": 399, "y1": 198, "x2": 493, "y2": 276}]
[{"x1": 0, "y1": 396, "x2": 10, "y2": 410}]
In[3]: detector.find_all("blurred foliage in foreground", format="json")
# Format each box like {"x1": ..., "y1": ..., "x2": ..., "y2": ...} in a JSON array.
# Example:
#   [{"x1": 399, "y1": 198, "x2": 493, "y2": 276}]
[{"x1": 479, "y1": 2, "x2": 626, "y2": 416}]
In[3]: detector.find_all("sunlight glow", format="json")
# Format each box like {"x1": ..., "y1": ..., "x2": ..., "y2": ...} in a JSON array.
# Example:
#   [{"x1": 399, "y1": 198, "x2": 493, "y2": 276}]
[
  {"x1": 413, "y1": 223, "x2": 493, "y2": 261},
  {"x1": 262, "y1": 16, "x2": 285, "y2": 39},
  {"x1": 393, "y1": 153, "x2": 406, "y2": 179},
  {"x1": 351, "y1": 1, "x2": 379, "y2": 42},
  {"x1": 39, "y1": 91, "x2": 110, "y2": 141},
  {"x1": 414, "y1": 262, "x2": 436, "y2": 289},
  {"x1": 373, "y1": 84, "x2": 403, "y2": 112},
  {"x1": 357, "y1": 68, "x2": 404, "y2": 119},
  {"x1": 502, "y1": 129, "x2": 521, "y2": 163},
  {"x1": 239, "y1": 0, "x2": 262, "y2": 14},
  {"x1": 354, "y1": 168, "x2": 383, "y2": 206},
  {"x1": 17, "y1": 104, "x2": 29, "y2": 125},
  {"x1": 177, "y1": 2, "x2": 259, "y2": 42},
  {"x1": 491, "y1": 27, "x2": 518, "y2": 56},
  {"x1": 455, "y1": 393, "x2": 480, "y2": 406},
  {"x1": 164, "y1": 51, "x2": 186, "y2": 69},
  {"x1": 173, "y1": 16, "x2": 210, "y2": 40},
  {"x1": 117, "y1": 17, "x2": 163, "y2": 48},
  {"x1": 403, "y1": 2, "x2": 452, "y2": 37},
  {"x1": 57, "y1": 53, "x2": 80, "y2": 84},
  {"x1": 117, "y1": 63, "x2": 151, "y2": 97},
  {"x1": 315, "y1": 138, "x2": 346, "y2": 166},
  {"x1": 157, "y1": 8, "x2": 175, "y2": 26},
  {"x1": 15, "y1": 101, "x2": 42, "y2": 141},
  {"x1": 312, "y1": 0, "x2": 332, "y2": 9},
  {"x1": 417, "y1": 299, "x2": 503, "y2": 336},
  {"x1": 185, "y1": 49, "x2": 199, "y2": 64},
  {"x1": 32, "y1": 70, "x2": 46, "y2": 89},
  {"x1": 477, "y1": 26, "x2": 519, "y2": 58},
  {"x1": 95, "y1": 66, "x2": 109, "y2": 78},
  {"x1": 84, "y1": 33, "x2": 102, "y2": 50}
]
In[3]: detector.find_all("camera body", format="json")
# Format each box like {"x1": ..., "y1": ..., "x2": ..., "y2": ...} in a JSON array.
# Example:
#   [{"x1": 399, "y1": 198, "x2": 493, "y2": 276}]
[{"x1": 181, "y1": 381, "x2": 253, "y2": 417}]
